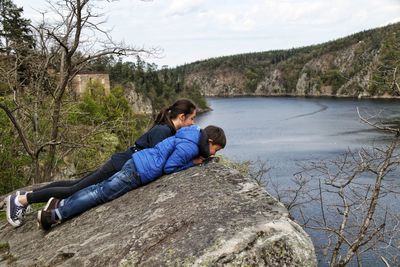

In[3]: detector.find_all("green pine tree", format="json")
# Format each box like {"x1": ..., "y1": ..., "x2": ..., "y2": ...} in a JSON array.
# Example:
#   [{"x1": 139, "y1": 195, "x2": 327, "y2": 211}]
[{"x1": 0, "y1": 0, "x2": 34, "y2": 54}]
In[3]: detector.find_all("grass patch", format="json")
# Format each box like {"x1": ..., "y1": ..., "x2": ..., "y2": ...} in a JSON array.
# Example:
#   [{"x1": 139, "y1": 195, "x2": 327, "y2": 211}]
[
  {"x1": 0, "y1": 211, "x2": 5, "y2": 222},
  {"x1": 219, "y1": 156, "x2": 270, "y2": 186},
  {"x1": 0, "y1": 242, "x2": 9, "y2": 254},
  {"x1": 31, "y1": 203, "x2": 45, "y2": 210},
  {"x1": 0, "y1": 241, "x2": 16, "y2": 264}
]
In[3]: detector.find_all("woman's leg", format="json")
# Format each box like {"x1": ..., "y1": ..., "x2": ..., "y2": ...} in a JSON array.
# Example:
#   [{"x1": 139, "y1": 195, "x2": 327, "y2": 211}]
[
  {"x1": 27, "y1": 160, "x2": 118, "y2": 204},
  {"x1": 32, "y1": 175, "x2": 90, "y2": 190},
  {"x1": 55, "y1": 160, "x2": 139, "y2": 220}
]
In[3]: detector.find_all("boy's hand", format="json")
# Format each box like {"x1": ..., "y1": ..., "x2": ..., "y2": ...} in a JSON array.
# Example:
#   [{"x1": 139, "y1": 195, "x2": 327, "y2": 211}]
[
  {"x1": 193, "y1": 156, "x2": 205, "y2": 165},
  {"x1": 203, "y1": 156, "x2": 220, "y2": 164}
]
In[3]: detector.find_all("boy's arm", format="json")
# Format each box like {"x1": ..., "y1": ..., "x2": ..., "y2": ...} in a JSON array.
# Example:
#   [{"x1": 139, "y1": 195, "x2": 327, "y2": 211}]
[{"x1": 164, "y1": 142, "x2": 199, "y2": 174}]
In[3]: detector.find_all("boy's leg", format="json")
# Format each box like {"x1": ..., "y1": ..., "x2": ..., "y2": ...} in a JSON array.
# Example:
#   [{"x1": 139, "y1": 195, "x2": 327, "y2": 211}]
[
  {"x1": 55, "y1": 160, "x2": 140, "y2": 221},
  {"x1": 26, "y1": 160, "x2": 117, "y2": 204}
]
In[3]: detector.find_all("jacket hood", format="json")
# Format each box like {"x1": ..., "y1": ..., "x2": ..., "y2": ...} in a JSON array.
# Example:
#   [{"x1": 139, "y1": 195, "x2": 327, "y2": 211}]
[
  {"x1": 175, "y1": 125, "x2": 210, "y2": 158},
  {"x1": 175, "y1": 125, "x2": 201, "y2": 144}
]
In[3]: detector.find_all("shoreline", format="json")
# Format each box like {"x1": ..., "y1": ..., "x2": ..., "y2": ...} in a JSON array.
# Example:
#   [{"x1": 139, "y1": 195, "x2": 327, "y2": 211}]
[{"x1": 203, "y1": 94, "x2": 400, "y2": 101}]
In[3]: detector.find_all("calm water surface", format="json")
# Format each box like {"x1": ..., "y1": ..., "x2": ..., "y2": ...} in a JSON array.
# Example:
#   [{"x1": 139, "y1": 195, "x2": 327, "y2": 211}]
[{"x1": 197, "y1": 97, "x2": 400, "y2": 266}]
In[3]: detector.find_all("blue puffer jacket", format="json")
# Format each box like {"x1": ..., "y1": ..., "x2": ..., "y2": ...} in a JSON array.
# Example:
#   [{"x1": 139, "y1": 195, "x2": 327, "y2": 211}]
[{"x1": 132, "y1": 125, "x2": 202, "y2": 184}]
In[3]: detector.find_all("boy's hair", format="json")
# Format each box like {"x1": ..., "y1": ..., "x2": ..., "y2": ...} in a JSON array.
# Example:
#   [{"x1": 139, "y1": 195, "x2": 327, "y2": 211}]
[{"x1": 204, "y1": 125, "x2": 226, "y2": 148}]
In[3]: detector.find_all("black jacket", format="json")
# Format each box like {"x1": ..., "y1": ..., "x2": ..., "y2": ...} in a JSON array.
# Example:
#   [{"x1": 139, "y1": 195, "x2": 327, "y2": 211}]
[{"x1": 110, "y1": 124, "x2": 173, "y2": 170}]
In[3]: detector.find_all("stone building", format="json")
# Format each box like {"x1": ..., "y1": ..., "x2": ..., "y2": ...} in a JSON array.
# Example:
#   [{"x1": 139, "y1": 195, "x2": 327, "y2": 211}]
[{"x1": 71, "y1": 72, "x2": 111, "y2": 96}]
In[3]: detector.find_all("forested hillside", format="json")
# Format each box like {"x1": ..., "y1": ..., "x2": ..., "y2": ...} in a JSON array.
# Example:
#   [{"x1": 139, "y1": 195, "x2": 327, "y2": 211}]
[
  {"x1": 83, "y1": 56, "x2": 207, "y2": 111},
  {"x1": 171, "y1": 23, "x2": 400, "y2": 97}
]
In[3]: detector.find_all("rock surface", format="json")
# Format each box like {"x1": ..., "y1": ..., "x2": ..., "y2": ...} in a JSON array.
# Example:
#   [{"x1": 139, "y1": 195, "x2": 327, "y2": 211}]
[
  {"x1": 125, "y1": 84, "x2": 153, "y2": 114},
  {"x1": 0, "y1": 163, "x2": 316, "y2": 266}
]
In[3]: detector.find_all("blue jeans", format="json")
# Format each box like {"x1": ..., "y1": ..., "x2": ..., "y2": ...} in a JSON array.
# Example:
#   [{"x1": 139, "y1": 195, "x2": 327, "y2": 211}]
[{"x1": 55, "y1": 159, "x2": 140, "y2": 220}]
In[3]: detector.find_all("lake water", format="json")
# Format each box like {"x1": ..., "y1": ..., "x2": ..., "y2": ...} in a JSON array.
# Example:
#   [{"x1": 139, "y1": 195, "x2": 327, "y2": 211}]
[{"x1": 197, "y1": 97, "x2": 400, "y2": 266}]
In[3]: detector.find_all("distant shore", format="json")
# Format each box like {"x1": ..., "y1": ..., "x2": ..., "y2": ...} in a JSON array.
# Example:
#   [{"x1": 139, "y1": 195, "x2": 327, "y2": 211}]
[{"x1": 203, "y1": 94, "x2": 400, "y2": 101}]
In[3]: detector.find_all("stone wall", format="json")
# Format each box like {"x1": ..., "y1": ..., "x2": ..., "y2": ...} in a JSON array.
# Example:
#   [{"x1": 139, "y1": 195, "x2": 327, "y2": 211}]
[{"x1": 71, "y1": 73, "x2": 111, "y2": 96}]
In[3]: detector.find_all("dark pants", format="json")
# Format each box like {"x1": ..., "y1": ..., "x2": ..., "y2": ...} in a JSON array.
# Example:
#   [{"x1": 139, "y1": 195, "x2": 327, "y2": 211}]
[{"x1": 27, "y1": 160, "x2": 117, "y2": 204}]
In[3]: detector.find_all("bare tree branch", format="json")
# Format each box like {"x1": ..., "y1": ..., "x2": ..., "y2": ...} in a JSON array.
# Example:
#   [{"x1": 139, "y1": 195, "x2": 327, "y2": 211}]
[
  {"x1": 0, "y1": 103, "x2": 34, "y2": 157},
  {"x1": 357, "y1": 107, "x2": 400, "y2": 136}
]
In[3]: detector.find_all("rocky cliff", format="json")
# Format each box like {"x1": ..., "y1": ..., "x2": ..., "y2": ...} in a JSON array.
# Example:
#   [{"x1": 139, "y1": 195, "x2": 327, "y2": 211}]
[
  {"x1": 126, "y1": 83, "x2": 153, "y2": 114},
  {"x1": 178, "y1": 23, "x2": 400, "y2": 98},
  {"x1": 0, "y1": 163, "x2": 316, "y2": 266}
]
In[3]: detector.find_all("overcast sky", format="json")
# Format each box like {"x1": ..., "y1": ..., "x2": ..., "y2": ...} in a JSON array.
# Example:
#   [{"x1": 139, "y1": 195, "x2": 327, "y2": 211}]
[{"x1": 14, "y1": 0, "x2": 400, "y2": 68}]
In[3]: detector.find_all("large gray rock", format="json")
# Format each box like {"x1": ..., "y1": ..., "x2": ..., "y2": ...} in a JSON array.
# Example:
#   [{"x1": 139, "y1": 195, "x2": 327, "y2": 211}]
[
  {"x1": 0, "y1": 163, "x2": 316, "y2": 266},
  {"x1": 125, "y1": 83, "x2": 153, "y2": 114}
]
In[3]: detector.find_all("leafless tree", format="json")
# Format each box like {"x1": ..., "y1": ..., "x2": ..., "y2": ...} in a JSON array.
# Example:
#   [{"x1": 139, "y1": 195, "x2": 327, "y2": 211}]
[
  {"x1": 303, "y1": 138, "x2": 399, "y2": 266},
  {"x1": 247, "y1": 158, "x2": 271, "y2": 186},
  {"x1": 0, "y1": 0, "x2": 156, "y2": 183},
  {"x1": 264, "y1": 109, "x2": 400, "y2": 266}
]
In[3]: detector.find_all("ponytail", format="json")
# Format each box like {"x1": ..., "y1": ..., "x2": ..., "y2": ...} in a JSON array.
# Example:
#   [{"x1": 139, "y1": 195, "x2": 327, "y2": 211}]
[{"x1": 153, "y1": 99, "x2": 196, "y2": 133}]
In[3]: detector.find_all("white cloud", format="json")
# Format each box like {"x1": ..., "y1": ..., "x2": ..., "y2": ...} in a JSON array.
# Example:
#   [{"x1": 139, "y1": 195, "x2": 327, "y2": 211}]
[
  {"x1": 164, "y1": 0, "x2": 205, "y2": 16},
  {"x1": 11, "y1": 0, "x2": 400, "y2": 67},
  {"x1": 385, "y1": 17, "x2": 400, "y2": 26},
  {"x1": 200, "y1": 10, "x2": 256, "y2": 32}
]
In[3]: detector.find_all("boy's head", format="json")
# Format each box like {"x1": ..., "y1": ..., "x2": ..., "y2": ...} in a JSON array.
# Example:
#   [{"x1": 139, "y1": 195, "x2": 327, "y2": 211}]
[{"x1": 203, "y1": 125, "x2": 226, "y2": 156}]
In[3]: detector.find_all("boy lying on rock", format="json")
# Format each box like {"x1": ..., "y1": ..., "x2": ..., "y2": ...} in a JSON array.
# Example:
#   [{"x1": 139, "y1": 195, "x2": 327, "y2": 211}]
[{"x1": 37, "y1": 125, "x2": 226, "y2": 230}]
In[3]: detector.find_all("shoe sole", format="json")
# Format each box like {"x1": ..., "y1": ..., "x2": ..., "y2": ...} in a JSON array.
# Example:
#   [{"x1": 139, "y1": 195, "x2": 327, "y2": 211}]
[
  {"x1": 37, "y1": 210, "x2": 55, "y2": 230},
  {"x1": 6, "y1": 195, "x2": 21, "y2": 228},
  {"x1": 44, "y1": 197, "x2": 56, "y2": 212},
  {"x1": 37, "y1": 210, "x2": 45, "y2": 229}
]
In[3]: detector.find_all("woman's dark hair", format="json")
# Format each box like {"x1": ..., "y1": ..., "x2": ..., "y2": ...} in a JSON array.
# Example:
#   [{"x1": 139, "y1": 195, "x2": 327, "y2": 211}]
[
  {"x1": 153, "y1": 99, "x2": 197, "y2": 133},
  {"x1": 204, "y1": 125, "x2": 226, "y2": 148}
]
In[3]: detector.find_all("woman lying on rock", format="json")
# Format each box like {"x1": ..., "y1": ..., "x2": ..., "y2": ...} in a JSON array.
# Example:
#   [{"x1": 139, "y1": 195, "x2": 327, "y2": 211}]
[
  {"x1": 6, "y1": 99, "x2": 197, "y2": 228},
  {"x1": 37, "y1": 125, "x2": 226, "y2": 230}
]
